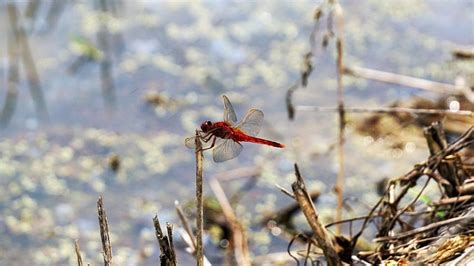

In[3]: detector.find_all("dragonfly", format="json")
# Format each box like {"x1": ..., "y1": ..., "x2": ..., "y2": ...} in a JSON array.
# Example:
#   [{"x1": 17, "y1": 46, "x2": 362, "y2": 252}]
[{"x1": 185, "y1": 95, "x2": 284, "y2": 162}]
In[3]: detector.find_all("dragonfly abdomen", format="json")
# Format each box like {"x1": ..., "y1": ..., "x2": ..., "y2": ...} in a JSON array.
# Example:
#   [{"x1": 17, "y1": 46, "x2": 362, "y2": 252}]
[{"x1": 236, "y1": 134, "x2": 284, "y2": 148}]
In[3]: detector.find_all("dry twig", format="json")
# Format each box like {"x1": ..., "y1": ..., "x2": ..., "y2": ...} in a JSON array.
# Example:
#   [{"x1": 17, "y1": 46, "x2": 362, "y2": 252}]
[
  {"x1": 97, "y1": 196, "x2": 113, "y2": 266},
  {"x1": 276, "y1": 184, "x2": 295, "y2": 199},
  {"x1": 291, "y1": 164, "x2": 340, "y2": 266},
  {"x1": 343, "y1": 65, "x2": 473, "y2": 101}
]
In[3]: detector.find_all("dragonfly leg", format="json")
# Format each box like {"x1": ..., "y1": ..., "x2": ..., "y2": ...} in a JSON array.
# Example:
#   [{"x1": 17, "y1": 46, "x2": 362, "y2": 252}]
[
  {"x1": 193, "y1": 132, "x2": 212, "y2": 146},
  {"x1": 198, "y1": 136, "x2": 217, "y2": 152},
  {"x1": 202, "y1": 133, "x2": 213, "y2": 142}
]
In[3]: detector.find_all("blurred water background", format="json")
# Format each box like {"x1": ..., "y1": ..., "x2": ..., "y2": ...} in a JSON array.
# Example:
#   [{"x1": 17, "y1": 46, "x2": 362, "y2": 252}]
[{"x1": 0, "y1": 0, "x2": 473, "y2": 264}]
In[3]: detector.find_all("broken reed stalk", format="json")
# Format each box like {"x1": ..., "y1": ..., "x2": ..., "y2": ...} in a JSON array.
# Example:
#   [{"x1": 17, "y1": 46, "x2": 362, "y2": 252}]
[
  {"x1": 194, "y1": 130, "x2": 204, "y2": 266},
  {"x1": 152, "y1": 215, "x2": 177, "y2": 266},
  {"x1": 97, "y1": 196, "x2": 113, "y2": 266},
  {"x1": 291, "y1": 164, "x2": 340, "y2": 266},
  {"x1": 332, "y1": 0, "x2": 345, "y2": 234},
  {"x1": 294, "y1": 106, "x2": 474, "y2": 116},
  {"x1": 74, "y1": 240, "x2": 83, "y2": 266},
  {"x1": 166, "y1": 223, "x2": 177, "y2": 264},
  {"x1": 209, "y1": 177, "x2": 251, "y2": 266}
]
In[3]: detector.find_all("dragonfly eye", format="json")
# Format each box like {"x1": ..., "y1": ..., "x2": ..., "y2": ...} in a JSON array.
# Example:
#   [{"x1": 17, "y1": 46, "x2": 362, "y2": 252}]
[{"x1": 201, "y1": 121, "x2": 212, "y2": 132}]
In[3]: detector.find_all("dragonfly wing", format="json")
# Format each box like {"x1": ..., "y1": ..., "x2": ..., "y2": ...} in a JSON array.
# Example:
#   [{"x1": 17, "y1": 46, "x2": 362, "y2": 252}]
[
  {"x1": 185, "y1": 136, "x2": 197, "y2": 149},
  {"x1": 236, "y1": 109, "x2": 264, "y2": 137},
  {"x1": 212, "y1": 138, "x2": 243, "y2": 162},
  {"x1": 185, "y1": 135, "x2": 223, "y2": 150},
  {"x1": 223, "y1": 95, "x2": 238, "y2": 125}
]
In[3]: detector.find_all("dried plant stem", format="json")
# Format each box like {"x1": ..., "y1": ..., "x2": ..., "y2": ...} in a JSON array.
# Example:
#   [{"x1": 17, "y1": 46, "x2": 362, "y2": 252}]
[
  {"x1": 74, "y1": 240, "x2": 83, "y2": 266},
  {"x1": 333, "y1": 0, "x2": 345, "y2": 234},
  {"x1": 343, "y1": 65, "x2": 472, "y2": 99},
  {"x1": 194, "y1": 131, "x2": 204, "y2": 266},
  {"x1": 295, "y1": 106, "x2": 474, "y2": 116},
  {"x1": 153, "y1": 215, "x2": 177, "y2": 265},
  {"x1": 209, "y1": 177, "x2": 251, "y2": 266},
  {"x1": 175, "y1": 201, "x2": 197, "y2": 251},
  {"x1": 166, "y1": 223, "x2": 177, "y2": 263},
  {"x1": 291, "y1": 164, "x2": 340, "y2": 266},
  {"x1": 97, "y1": 196, "x2": 112, "y2": 266}
]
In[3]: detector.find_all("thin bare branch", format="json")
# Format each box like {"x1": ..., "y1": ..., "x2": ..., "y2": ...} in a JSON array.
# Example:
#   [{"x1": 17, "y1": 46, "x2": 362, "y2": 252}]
[
  {"x1": 276, "y1": 184, "x2": 295, "y2": 199},
  {"x1": 343, "y1": 65, "x2": 473, "y2": 101}
]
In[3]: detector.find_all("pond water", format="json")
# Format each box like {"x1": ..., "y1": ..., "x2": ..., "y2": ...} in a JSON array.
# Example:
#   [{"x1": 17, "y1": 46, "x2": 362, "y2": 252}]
[{"x1": 0, "y1": 0, "x2": 472, "y2": 264}]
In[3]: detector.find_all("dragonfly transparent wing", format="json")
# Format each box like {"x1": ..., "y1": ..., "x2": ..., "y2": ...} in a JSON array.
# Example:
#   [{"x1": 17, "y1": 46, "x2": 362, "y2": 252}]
[
  {"x1": 185, "y1": 135, "x2": 225, "y2": 150},
  {"x1": 185, "y1": 136, "x2": 197, "y2": 149},
  {"x1": 236, "y1": 109, "x2": 264, "y2": 137},
  {"x1": 212, "y1": 138, "x2": 243, "y2": 162},
  {"x1": 223, "y1": 95, "x2": 238, "y2": 125}
]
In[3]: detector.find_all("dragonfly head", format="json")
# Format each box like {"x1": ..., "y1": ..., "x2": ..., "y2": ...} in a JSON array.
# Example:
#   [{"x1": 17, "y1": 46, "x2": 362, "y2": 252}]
[{"x1": 200, "y1": 121, "x2": 213, "y2": 132}]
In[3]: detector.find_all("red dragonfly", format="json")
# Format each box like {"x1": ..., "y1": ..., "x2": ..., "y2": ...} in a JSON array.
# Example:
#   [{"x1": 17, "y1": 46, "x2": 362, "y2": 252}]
[{"x1": 185, "y1": 95, "x2": 284, "y2": 162}]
